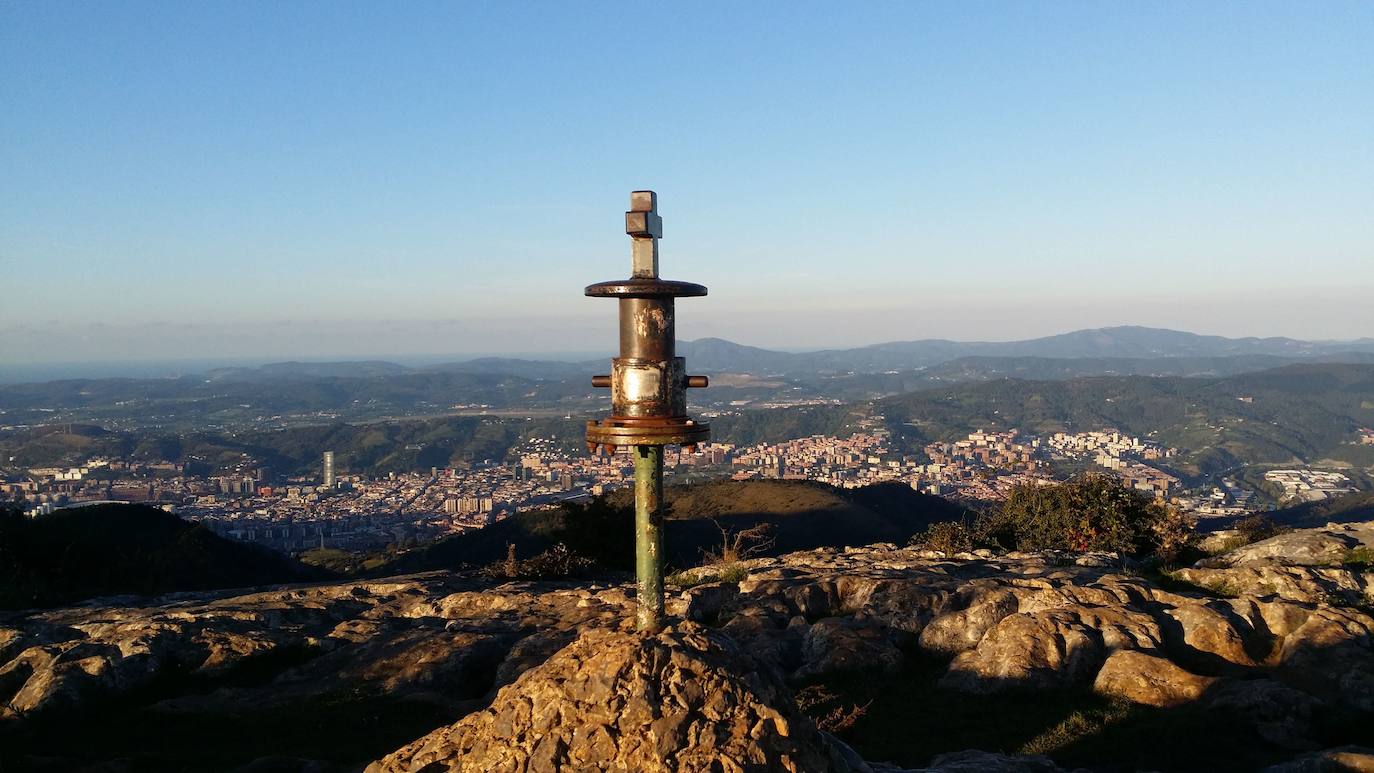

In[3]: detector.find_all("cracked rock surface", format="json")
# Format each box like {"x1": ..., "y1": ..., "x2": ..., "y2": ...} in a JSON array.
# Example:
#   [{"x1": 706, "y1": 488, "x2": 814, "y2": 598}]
[{"x1": 2, "y1": 523, "x2": 1372, "y2": 771}]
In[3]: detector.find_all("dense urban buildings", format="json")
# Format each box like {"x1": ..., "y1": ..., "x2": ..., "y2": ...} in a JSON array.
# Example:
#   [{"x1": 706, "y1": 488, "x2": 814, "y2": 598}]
[{"x1": 10, "y1": 410, "x2": 1360, "y2": 556}]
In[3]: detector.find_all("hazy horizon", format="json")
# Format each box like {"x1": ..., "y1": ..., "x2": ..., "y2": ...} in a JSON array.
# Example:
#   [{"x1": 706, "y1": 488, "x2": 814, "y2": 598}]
[{"x1": 6, "y1": 323, "x2": 1374, "y2": 384}]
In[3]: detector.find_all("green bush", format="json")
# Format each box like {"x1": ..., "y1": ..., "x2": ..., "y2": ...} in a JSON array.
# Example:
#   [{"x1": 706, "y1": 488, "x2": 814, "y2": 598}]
[
  {"x1": 975, "y1": 474, "x2": 1184, "y2": 558},
  {"x1": 912, "y1": 521, "x2": 974, "y2": 555},
  {"x1": 1232, "y1": 514, "x2": 1287, "y2": 545}
]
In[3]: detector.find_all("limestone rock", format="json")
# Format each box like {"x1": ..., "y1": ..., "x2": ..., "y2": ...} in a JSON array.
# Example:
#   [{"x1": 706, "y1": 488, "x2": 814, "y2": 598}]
[
  {"x1": 1275, "y1": 607, "x2": 1374, "y2": 711},
  {"x1": 919, "y1": 587, "x2": 1020, "y2": 655},
  {"x1": 1262, "y1": 746, "x2": 1374, "y2": 772},
  {"x1": 793, "y1": 617, "x2": 902, "y2": 681},
  {"x1": 941, "y1": 605, "x2": 1161, "y2": 692},
  {"x1": 366, "y1": 623, "x2": 866, "y2": 773},
  {"x1": 1220, "y1": 522, "x2": 1374, "y2": 568},
  {"x1": 1174, "y1": 564, "x2": 1373, "y2": 606},
  {"x1": 1092, "y1": 650, "x2": 1216, "y2": 707},
  {"x1": 1161, "y1": 601, "x2": 1259, "y2": 668},
  {"x1": 1206, "y1": 679, "x2": 1322, "y2": 749}
]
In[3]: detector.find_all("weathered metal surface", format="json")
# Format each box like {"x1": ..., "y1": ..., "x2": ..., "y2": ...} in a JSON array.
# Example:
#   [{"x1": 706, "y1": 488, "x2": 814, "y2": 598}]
[
  {"x1": 585, "y1": 417, "x2": 710, "y2": 448},
  {"x1": 584, "y1": 278, "x2": 707, "y2": 298},
  {"x1": 585, "y1": 190, "x2": 711, "y2": 632},
  {"x1": 634, "y1": 445, "x2": 665, "y2": 632},
  {"x1": 585, "y1": 190, "x2": 711, "y2": 449},
  {"x1": 627, "y1": 189, "x2": 662, "y2": 279},
  {"x1": 618, "y1": 298, "x2": 675, "y2": 360}
]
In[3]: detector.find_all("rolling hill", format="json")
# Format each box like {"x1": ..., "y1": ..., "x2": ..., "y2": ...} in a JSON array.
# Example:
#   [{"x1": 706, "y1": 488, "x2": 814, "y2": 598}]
[
  {"x1": 4, "y1": 327, "x2": 1372, "y2": 432},
  {"x1": 0, "y1": 503, "x2": 327, "y2": 609},
  {"x1": 378, "y1": 479, "x2": 970, "y2": 575}
]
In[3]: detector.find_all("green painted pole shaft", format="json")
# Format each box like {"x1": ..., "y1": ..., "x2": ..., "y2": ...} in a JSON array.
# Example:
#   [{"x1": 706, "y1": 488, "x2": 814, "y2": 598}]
[{"x1": 634, "y1": 444, "x2": 665, "y2": 632}]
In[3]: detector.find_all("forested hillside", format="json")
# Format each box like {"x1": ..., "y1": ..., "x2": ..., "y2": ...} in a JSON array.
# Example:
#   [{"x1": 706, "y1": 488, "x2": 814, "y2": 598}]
[{"x1": 882, "y1": 364, "x2": 1374, "y2": 474}]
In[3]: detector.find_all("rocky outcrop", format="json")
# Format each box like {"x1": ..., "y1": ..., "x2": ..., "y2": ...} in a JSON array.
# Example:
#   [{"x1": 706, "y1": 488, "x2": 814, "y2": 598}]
[
  {"x1": 1092, "y1": 650, "x2": 1216, "y2": 707},
  {"x1": 0, "y1": 575, "x2": 637, "y2": 721},
  {"x1": 2, "y1": 523, "x2": 1372, "y2": 771},
  {"x1": 1177, "y1": 521, "x2": 1374, "y2": 608},
  {"x1": 1217, "y1": 522, "x2": 1374, "y2": 568},
  {"x1": 367, "y1": 623, "x2": 866, "y2": 773},
  {"x1": 1262, "y1": 746, "x2": 1374, "y2": 772}
]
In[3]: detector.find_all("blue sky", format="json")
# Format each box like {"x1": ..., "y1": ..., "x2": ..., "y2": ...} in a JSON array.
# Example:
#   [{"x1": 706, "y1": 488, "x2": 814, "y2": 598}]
[{"x1": 2, "y1": 1, "x2": 1371, "y2": 364}]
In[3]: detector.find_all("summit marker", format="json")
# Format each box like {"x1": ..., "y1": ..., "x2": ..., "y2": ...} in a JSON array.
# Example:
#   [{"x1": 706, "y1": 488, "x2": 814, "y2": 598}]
[{"x1": 586, "y1": 190, "x2": 711, "y2": 632}]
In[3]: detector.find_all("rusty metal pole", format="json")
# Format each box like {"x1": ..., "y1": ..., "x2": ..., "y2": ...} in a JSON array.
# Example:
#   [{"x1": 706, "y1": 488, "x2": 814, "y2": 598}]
[
  {"x1": 586, "y1": 191, "x2": 710, "y2": 632},
  {"x1": 633, "y1": 445, "x2": 664, "y2": 630}
]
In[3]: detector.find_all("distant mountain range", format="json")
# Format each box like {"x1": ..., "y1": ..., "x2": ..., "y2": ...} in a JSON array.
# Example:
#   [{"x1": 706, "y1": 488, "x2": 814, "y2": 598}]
[
  {"x1": 3, "y1": 327, "x2": 1373, "y2": 436},
  {"x1": 196, "y1": 326, "x2": 1374, "y2": 381},
  {"x1": 155, "y1": 325, "x2": 1374, "y2": 381},
  {"x1": 677, "y1": 326, "x2": 1374, "y2": 375}
]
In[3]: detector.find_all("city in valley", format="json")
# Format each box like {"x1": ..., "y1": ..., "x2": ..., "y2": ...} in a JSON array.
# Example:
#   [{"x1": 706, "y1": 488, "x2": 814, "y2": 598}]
[{"x1": 7, "y1": 416, "x2": 1358, "y2": 555}]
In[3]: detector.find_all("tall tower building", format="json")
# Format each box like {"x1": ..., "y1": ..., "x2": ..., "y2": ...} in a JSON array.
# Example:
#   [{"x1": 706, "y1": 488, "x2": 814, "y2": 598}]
[{"x1": 322, "y1": 451, "x2": 336, "y2": 488}]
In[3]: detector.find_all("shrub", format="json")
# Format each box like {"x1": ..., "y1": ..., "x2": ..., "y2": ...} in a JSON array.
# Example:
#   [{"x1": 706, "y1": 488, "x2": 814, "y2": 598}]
[
  {"x1": 796, "y1": 684, "x2": 872, "y2": 736},
  {"x1": 912, "y1": 521, "x2": 974, "y2": 555},
  {"x1": 975, "y1": 474, "x2": 1181, "y2": 558},
  {"x1": 702, "y1": 520, "x2": 775, "y2": 567},
  {"x1": 1149, "y1": 505, "x2": 1197, "y2": 564},
  {"x1": 1233, "y1": 514, "x2": 1287, "y2": 545},
  {"x1": 479, "y1": 542, "x2": 596, "y2": 580}
]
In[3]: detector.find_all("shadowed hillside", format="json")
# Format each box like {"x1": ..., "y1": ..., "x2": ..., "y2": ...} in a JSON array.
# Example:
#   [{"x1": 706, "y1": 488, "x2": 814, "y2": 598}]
[
  {"x1": 1256, "y1": 489, "x2": 1374, "y2": 529},
  {"x1": 378, "y1": 479, "x2": 970, "y2": 575},
  {"x1": 0, "y1": 503, "x2": 328, "y2": 610}
]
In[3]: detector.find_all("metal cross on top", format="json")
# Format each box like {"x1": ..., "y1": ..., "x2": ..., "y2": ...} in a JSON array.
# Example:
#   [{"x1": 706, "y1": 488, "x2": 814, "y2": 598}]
[{"x1": 585, "y1": 190, "x2": 711, "y2": 632}]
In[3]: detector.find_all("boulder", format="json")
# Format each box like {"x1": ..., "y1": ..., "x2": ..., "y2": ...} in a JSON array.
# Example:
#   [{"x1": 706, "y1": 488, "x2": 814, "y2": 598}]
[
  {"x1": 1161, "y1": 602, "x2": 1259, "y2": 668},
  {"x1": 366, "y1": 623, "x2": 866, "y2": 773},
  {"x1": 942, "y1": 605, "x2": 1161, "y2": 692},
  {"x1": 919, "y1": 587, "x2": 1020, "y2": 655},
  {"x1": 1262, "y1": 746, "x2": 1374, "y2": 772},
  {"x1": 1275, "y1": 607, "x2": 1374, "y2": 711},
  {"x1": 1206, "y1": 679, "x2": 1322, "y2": 750},
  {"x1": 1092, "y1": 650, "x2": 1216, "y2": 707},
  {"x1": 1220, "y1": 523, "x2": 1374, "y2": 568},
  {"x1": 793, "y1": 617, "x2": 903, "y2": 681}
]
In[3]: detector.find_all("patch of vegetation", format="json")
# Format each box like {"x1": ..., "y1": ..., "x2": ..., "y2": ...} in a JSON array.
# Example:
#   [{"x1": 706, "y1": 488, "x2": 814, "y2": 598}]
[
  {"x1": 298, "y1": 546, "x2": 379, "y2": 574},
  {"x1": 381, "y1": 479, "x2": 966, "y2": 577},
  {"x1": 478, "y1": 542, "x2": 597, "y2": 581},
  {"x1": 796, "y1": 684, "x2": 871, "y2": 734},
  {"x1": 1149, "y1": 570, "x2": 1243, "y2": 599},
  {"x1": 1233, "y1": 514, "x2": 1288, "y2": 545},
  {"x1": 714, "y1": 563, "x2": 750, "y2": 584},
  {"x1": 702, "y1": 519, "x2": 773, "y2": 567},
  {"x1": 911, "y1": 520, "x2": 974, "y2": 555},
  {"x1": 975, "y1": 474, "x2": 1192, "y2": 560},
  {"x1": 1019, "y1": 699, "x2": 1137, "y2": 755},
  {"x1": 1340, "y1": 547, "x2": 1374, "y2": 570},
  {"x1": 1197, "y1": 578, "x2": 1244, "y2": 599}
]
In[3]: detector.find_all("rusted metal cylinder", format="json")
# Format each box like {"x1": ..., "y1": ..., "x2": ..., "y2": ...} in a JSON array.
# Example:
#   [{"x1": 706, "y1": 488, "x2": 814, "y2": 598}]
[{"x1": 618, "y1": 298, "x2": 675, "y2": 361}]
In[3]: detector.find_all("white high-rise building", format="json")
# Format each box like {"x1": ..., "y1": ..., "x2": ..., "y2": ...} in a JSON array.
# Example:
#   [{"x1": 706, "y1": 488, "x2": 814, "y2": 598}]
[{"x1": 322, "y1": 451, "x2": 335, "y2": 488}]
